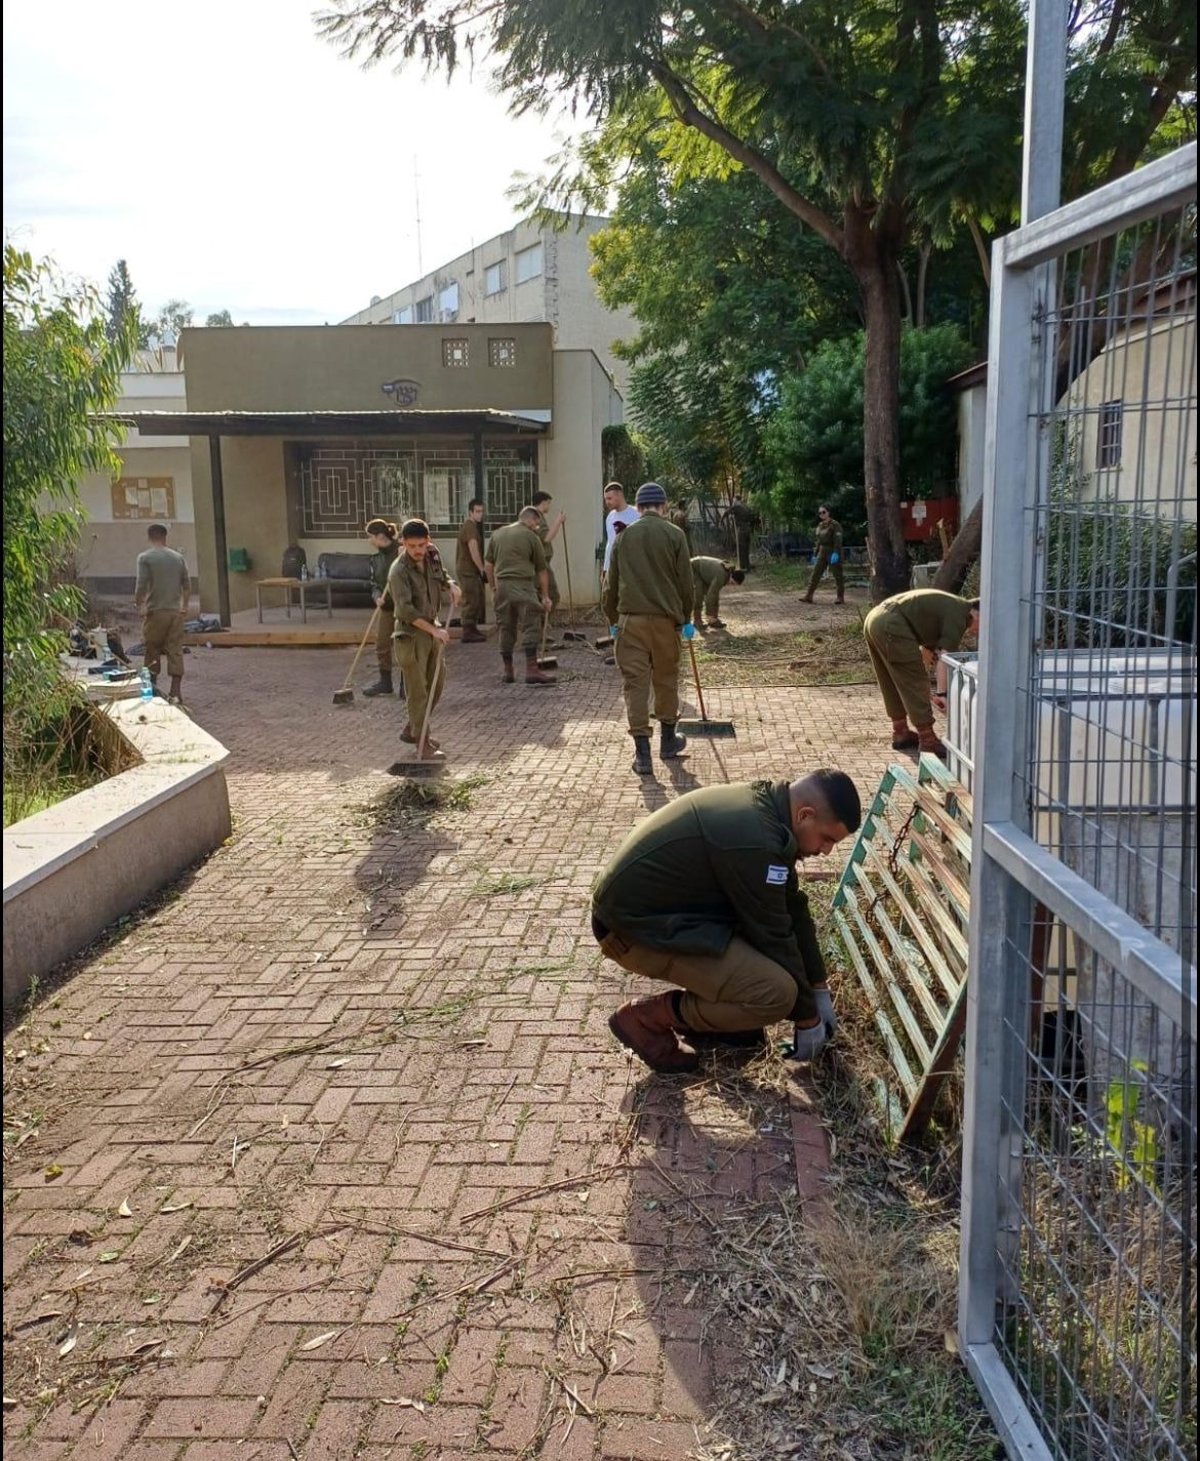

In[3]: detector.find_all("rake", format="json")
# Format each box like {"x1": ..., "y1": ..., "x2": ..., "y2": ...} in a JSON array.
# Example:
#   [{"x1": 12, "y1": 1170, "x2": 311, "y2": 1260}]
[
  {"x1": 678, "y1": 638, "x2": 736, "y2": 737},
  {"x1": 332, "y1": 606, "x2": 381, "y2": 705}
]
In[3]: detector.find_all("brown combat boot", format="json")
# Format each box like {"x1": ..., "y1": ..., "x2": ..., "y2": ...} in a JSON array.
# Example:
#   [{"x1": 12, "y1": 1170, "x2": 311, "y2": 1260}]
[
  {"x1": 460, "y1": 628, "x2": 486, "y2": 643},
  {"x1": 524, "y1": 650, "x2": 556, "y2": 686},
  {"x1": 501, "y1": 655, "x2": 515, "y2": 684},
  {"x1": 608, "y1": 992, "x2": 699, "y2": 1073},
  {"x1": 891, "y1": 717, "x2": 920, "y2": 750},
  {"x1": 917, "y1": 723, "x2": 948, "y2": 760}
]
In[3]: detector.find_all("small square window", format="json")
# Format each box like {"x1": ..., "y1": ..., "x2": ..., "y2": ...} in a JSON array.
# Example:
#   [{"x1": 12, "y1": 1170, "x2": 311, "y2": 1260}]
[
  {"x1": 484, "y1": 261, "x2": 506, "y2": 296},
  {"x1": 414, "y1": 296, "x2": 434, "y2": 323},
  {"x1": 515, "y1": 242, "x2": 543, "y2": 284},
  {"x1": 488, "y1": 337, "x2": 517, "y2": 368},
  {"x1": 1097, "y1": 400, "x2": 1123, "y2": 468},
  {"x1": 443, "y1": 338, "x2": 470, "y2": 368}
]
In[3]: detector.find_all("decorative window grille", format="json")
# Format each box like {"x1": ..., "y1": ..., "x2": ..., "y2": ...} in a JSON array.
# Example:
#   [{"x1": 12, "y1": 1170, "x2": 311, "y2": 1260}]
[
  {"x1": 483, "y1": 445, "x2": 537, "y2": 524},
  {"x1": 442, "y1": 338, "x2": 469, "y2": 368},
  {"x1": 488, "y1": 337, "x2": 517, "y2": 368},
  {"x1": 1096, "y1": 399, "x2": 1124, "y2": 468}
]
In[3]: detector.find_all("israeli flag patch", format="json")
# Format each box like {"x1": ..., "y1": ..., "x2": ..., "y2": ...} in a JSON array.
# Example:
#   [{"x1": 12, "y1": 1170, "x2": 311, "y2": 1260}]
[{"x1": 765, "y1": 865, "x2": 789, "y2": 885}]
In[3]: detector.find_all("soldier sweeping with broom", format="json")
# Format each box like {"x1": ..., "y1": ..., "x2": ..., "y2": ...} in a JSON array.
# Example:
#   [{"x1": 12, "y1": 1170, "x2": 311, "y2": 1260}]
[
  {"x1": 603, "y1": 482, "x2": 694, "y2": 775},
  {"x1": 387, "y1": 518, "x2": 460, "y2": 758},
  {"x1": 592, "y1": 770, "x2": 862, "y2": 1071}
]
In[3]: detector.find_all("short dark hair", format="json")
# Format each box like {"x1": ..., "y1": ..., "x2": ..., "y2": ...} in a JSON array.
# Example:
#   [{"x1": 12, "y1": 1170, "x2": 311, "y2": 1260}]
[
  {"x1": 400, "y1": 518, "x2": 430, "y2": 540},
  {"x1": 467, "y1": 498, "x2": 484, "y2": 512},
  {"x1": 729, "y1": 568, "x2": 746, "y2": 585},
  {"x1": 365, "y1": 518, "x2": 397, "y2": 539},
  {"x1": 818, "y1": 504, "x2": 831, "y2": 515},
  {"x1": 147, "y1": 523, "x2": 168, "y2": 541},
  {"x1": 802, "y1": 769, "x2": 862, "y2": 833},
  {"x1": 518, "y1": 506, "x2": 542, "y2": 525},
  {"x1": 531, "y1": 491, "x2": 552, "y2": 506}
]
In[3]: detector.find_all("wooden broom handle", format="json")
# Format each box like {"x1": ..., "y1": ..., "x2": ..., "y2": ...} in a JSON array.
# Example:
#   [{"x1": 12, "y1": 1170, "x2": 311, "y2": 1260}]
[{"x1": 687, "y1": 638, "x2": 708, "y2": 721}]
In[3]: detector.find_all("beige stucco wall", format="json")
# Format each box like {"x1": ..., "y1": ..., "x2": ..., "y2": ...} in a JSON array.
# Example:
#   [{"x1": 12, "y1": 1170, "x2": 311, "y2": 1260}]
[
  {"x1": 1071, "y1": 315, "x2": 1197, "y2": 521},
  {"x1": 342, "y1": 217, "x2": 638, "y2": 393},
  {"x1": 182, "y1": 323, "x2": 554, "y2": 415},
  {"x1": 192, "y1": 437, "x2": 290, "y2": 616}
]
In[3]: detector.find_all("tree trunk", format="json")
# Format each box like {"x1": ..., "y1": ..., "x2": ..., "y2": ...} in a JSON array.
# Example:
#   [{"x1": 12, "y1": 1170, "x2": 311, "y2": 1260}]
[
  {"x1": 933, "y1": 498, "x2": 981, "y2": 593},
  {"x1": 858, "y1": 257, "x2": 911, "y2": 601}
]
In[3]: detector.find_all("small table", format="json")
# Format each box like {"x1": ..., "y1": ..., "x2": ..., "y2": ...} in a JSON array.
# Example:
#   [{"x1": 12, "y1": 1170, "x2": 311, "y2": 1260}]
[{"x1": 255, "y1": 577, "x2": 334, "y2": 624}]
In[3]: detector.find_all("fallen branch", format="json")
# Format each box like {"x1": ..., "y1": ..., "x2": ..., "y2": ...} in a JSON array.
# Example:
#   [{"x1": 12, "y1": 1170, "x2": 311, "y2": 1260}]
[
  {"x1": 459, "y1": 1163, "x2": 631, "y2": 1225},
  {"x1": 387, "y1": 1257, "x2": 520, "y2": 1322},
  {"x1": 207, "y1": 1223, "x2": 346, "y2": 1312}
]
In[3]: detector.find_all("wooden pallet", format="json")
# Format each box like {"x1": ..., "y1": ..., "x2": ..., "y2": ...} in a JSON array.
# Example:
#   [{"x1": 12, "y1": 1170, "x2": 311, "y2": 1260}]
[{"x1": 832, "y1": 755, "x2": 973, "y2": 1143}]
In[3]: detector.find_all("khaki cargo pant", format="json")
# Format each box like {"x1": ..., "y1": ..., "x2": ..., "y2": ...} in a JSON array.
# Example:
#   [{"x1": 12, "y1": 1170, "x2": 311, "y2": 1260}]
[
  {"x1": 142, "y1": 609, "x2": 185, "y2": 678},
  {"x1": 546, "y1": 565, "x2": 561, "y2": 611},
  {"x1": 459, "y1": 573, "x2": 486, "y2": 631},
  {"x1": 692, "y1": 573, "x2": 723, "y2": 626},
  {"x1": 863, "y1": 604, "x2": 933, "y2": 726},
  {"x1": 615, "y1": 613, "x2": 682, "y2": 737},
  {"x1": 375, "y1": 603, "x2": 395, "y2": 676},
  {"x1": 494, "y1": 580, "x2": 541, "y2": 655},
  {"x1": 806, "y1": 551, "x2": 844, "y2": 598},
  {"x1": 394, "y1": 631, "x2": 444, "y2": 739},
  {"x1": 598, "y1": 927, "x2": 797, "y2": 1033}
]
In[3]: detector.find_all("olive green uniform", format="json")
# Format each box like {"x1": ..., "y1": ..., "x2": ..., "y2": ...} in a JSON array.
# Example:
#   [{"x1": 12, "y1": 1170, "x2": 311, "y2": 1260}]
[
  {"x1": 863, "y1": 589, "x2": 973, "y2": 727},
  {"x1": 602, "y1": 514, "x2": 693, "y2": 738},
  {"x1": 728, "y1": 501, "x2": 754, "y2": 572},
  {"x1": 534, "y1": 519, "x2": 561, "y2": 610},
  {"x1": 670, "y1": 507, "x2": 693, "y2": 554},
  {"x1": 387, "y1": 550, "x2": 454, "y2": 741},
  {"x1": 806, "y1": 517, "x2": 844, "y2": 599},
  {"x1": 455, "y1": 517, "x2": 487, "y2": 630},
  {"x1": 369, "y1": 541, "x2": 400, "y2": 676},
  {"x1": 690, "y1": 556, "x2": 729, "y2": 627},
  {"x1": 485, "y1": 523, "x2": 547, "y2": 654},
  {"x1": 135, "y1": 546, "x2": 189, "y2": 678},
  {"x1": 591, "y1": 780, "x2": 827, "y2": 1031}
]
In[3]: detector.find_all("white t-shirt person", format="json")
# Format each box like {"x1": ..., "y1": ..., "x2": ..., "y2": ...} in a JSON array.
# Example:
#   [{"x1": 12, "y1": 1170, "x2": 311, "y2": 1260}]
[{"x1": 603, "y1": 506, "x2": 640, "y2": 573}]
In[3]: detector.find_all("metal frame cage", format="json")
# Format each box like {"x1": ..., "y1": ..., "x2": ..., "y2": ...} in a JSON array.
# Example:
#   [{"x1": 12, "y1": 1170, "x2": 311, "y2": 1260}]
[{"x1": 956, "y1": 135, "x2": 1197, "y2": 1461}]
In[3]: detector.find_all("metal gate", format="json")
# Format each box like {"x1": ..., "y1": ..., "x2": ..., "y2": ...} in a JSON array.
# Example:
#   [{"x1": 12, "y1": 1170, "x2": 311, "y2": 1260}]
[{"x1": 956, "y1": 137, "x2": 1197, "y2": 1459}]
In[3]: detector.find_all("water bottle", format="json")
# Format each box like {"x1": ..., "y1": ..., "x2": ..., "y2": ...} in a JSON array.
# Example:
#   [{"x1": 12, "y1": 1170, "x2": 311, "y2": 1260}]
[
  {"x1": 139, "y1": 668, "x2": 154, "y2": 701},
  {"x1": 301, "y1": 564, "x2": 309, "y2": 581}
]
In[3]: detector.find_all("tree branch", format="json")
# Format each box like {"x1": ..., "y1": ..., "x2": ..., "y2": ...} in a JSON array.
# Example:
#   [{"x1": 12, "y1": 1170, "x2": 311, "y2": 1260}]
[
  {"x1": 646, "y1": 60, "x2": 844, "y2": 253},
  {"x1": 966, "y1": 216, "x2": 992, "y2": 289}
]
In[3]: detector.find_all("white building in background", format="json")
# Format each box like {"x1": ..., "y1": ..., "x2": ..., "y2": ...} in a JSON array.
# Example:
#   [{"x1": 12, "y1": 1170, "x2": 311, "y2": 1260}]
[
  {"x1": 77, "y1": 345, "x2": 196, "y2": 596},
  {"x1": 341, "y1": 214, "x2": 638, "y2": 394}
]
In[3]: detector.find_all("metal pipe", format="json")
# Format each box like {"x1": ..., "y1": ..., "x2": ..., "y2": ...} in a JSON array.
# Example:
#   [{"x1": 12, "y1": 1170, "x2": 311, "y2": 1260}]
[{"x1": 1165, "y1": 550, "x2": 1196, "y2": 644}]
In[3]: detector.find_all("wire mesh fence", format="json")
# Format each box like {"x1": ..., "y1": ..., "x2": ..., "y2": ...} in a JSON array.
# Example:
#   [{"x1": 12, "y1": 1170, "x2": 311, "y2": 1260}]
[{"x1": 955, "y1": 143, "x2": 1196, "y2": 1461}]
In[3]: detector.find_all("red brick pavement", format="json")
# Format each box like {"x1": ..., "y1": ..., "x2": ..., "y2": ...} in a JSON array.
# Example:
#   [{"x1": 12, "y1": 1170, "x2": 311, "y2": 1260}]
[{"x1": 3, "y1": 589, "x2": 894, "y2": 1459}]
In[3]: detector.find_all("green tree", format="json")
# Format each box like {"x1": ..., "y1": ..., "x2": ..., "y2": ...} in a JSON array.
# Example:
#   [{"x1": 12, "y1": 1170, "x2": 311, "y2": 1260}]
[
  {"x1": 3, "y1": 246, "x2": 138, "y2": 798},
  {"x1": 149, "y1": 297, "x2": 193, "y2": 340},
  {"x1": 319, "y1": 0, "x2": 1194, "y2": 601},
  {"x1": 766, "y1": 324, "x2": 974, "y2": 531},
  {"x1": 205, "y1": 309, "x2": 235, "y2": 327},
  {"x1": 104, "y1": 258, "x2": 146, "y2": 345}
]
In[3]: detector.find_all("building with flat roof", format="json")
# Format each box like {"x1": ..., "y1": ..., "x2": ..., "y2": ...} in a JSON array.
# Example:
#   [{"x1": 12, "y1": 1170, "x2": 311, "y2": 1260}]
[
  {"x1": 341, "y1": 215, "x2": 637, "y2": 394},
  {"x1": 116, "y1": 323, "x2": 623, "y2": 621}
]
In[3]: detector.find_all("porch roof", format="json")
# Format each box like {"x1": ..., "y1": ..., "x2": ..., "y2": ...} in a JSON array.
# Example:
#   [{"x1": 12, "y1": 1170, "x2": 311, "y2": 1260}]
[{"x1": 110, "y1": 408, "x2": 550, "y2": 437}]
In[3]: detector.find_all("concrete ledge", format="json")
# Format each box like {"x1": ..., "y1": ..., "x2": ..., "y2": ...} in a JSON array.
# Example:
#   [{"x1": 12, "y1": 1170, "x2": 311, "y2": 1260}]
[{"x1": 3, "y1": 700, "x2": 231, "y2": 1006}]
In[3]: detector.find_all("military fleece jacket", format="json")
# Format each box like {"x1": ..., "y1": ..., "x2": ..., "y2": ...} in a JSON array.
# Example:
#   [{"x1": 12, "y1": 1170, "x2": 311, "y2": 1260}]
[
  {"x1": 602, "y1": 514, "x2": 693, "y2": 624},
  {"x1": 815, "y1": 518, "x2": 843, "y2": 552},
  {"x1": 486, "y1": 522, "x2": 547, "y2": 582},
  {"x1": 387, "y1": 551, "x2": 452, "y2": 637},
  {"x1": 591, "y1": 780, "x2": 827, "y2": 1023},
  {"x1": 878, "y1": 589, "x2": 972, "y2": 650},
  {"x1": 369, "y1": 541, "x2": 399, "y2": 596},
  {"x1": 691, "y1": 556, "x2": 728, "y2": 593}
]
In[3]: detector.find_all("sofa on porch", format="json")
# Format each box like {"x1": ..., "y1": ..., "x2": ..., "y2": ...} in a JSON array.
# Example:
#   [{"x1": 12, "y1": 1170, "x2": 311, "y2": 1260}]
[{"x1": 314, "y1": 552, "x2": 375, "y2": 607}]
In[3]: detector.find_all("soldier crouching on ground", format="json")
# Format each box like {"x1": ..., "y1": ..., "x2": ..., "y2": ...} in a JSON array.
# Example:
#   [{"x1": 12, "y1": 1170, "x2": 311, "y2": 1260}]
[{"x1": 592, "y1": 770, "x2": 862, "y2": 1072}]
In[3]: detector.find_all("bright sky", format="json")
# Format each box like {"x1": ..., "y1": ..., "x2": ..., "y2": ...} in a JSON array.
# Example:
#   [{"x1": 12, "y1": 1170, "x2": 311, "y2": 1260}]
[{"x1": 3, "y1": 0, "x2": 585, "y2": 325}]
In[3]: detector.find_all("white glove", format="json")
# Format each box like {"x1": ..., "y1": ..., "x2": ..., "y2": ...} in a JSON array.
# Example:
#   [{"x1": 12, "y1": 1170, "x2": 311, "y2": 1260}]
[{"x1": 789, "y1": 1021, "x2": 828, "y2": 1061}]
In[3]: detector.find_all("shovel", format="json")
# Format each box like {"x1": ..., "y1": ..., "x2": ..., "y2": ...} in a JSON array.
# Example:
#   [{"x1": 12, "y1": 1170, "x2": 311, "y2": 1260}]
[
  {"x1": 678, "y1": 637, "x2": 736, "y2": 737},
  {"x1": 333, "y1": 606, "x2": 381, "y2": 705}
]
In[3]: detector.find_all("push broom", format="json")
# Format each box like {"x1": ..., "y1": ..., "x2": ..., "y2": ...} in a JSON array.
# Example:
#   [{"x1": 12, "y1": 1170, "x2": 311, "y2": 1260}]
[
  {"x1": 332, "y1": 606, "x2": 381, "y2": 705},
  {"x1": 678, "y1": 636, "x2": 736, "y2": 737},
  {"x1": 389, "y1": 630, "x2": 449, "y2": 780},
  {"x1": 560, "y1": 534, "x2": 586, "y2": 642}
]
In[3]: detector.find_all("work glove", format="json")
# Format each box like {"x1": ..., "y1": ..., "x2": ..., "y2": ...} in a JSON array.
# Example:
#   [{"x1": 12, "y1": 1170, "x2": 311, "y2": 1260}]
[
  {"x1": 681, "y1": 622, "x2": 696, "y2": 641},
  {"x1": 609, "y1": 625, "x2": 619, "y2": 637},
  {"x1": 829, "y1": 552, "x2": 840, "y2": 565},
  {"x1": 813, "y1": 986, "x2": 838, "y2": 1038},
  {"x1": 789, "y1": 1020, "x2": 828, "y2": 1062},
  {"x1": 810, "y1": 555, "x2": 817, "y2": 566}
]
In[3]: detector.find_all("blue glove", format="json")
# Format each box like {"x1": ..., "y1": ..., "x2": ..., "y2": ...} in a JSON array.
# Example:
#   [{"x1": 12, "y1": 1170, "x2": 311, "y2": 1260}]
[
  {"x1": 829, "y1": 552, "x2": 840, "y2": 565},
  {"x1": 813, "y1": 987, "x2": 838, "y2": 1038},
  {"x1": 681, "y1": 622, "x2": 696, "y2": 641},
  {"x1": 789, "y1": 1021, "x2": 828, "y2": 1061},
  {"x1": 810, "y1": 555, "x2": 817, "y2": 566},
  {"x1": 609, "y1": 625, "x2": 619, "y2": 638}
]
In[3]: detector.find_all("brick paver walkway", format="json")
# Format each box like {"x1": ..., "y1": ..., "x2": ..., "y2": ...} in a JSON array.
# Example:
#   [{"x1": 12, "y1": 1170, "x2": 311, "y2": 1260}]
[{"x1": 4, "y1": 583, "x2": 893, "y2": 1460}]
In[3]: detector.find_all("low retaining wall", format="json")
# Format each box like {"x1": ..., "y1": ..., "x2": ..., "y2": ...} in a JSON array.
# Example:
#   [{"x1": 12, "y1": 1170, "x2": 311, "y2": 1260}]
[{"x1": 3, "y1": 699, "x2": 231, "y2": 1006}]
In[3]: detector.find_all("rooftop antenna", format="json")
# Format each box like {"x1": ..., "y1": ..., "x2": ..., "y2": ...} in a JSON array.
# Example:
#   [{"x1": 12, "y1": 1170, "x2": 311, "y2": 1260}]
[{"x1": 414, "y1": 157, "x2": 424, "y2": 277}]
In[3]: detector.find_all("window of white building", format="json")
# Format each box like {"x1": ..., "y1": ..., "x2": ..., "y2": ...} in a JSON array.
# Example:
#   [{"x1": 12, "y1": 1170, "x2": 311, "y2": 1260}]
[
  {"x1": 392, "y1": 305, "x2": 413, "y2": 325},
  {"x1": 484, "y1": 261, "x2": 506, "y2": 296},
  {"x1": 515, "y1": 242, "x2": 543, "y2": 284},
  {"x1": 414, "y1": 296, "x2": 434, "y2": 323},
  {"x1": 439, "y1": 282, "x2": 459, "y2": 317}
]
